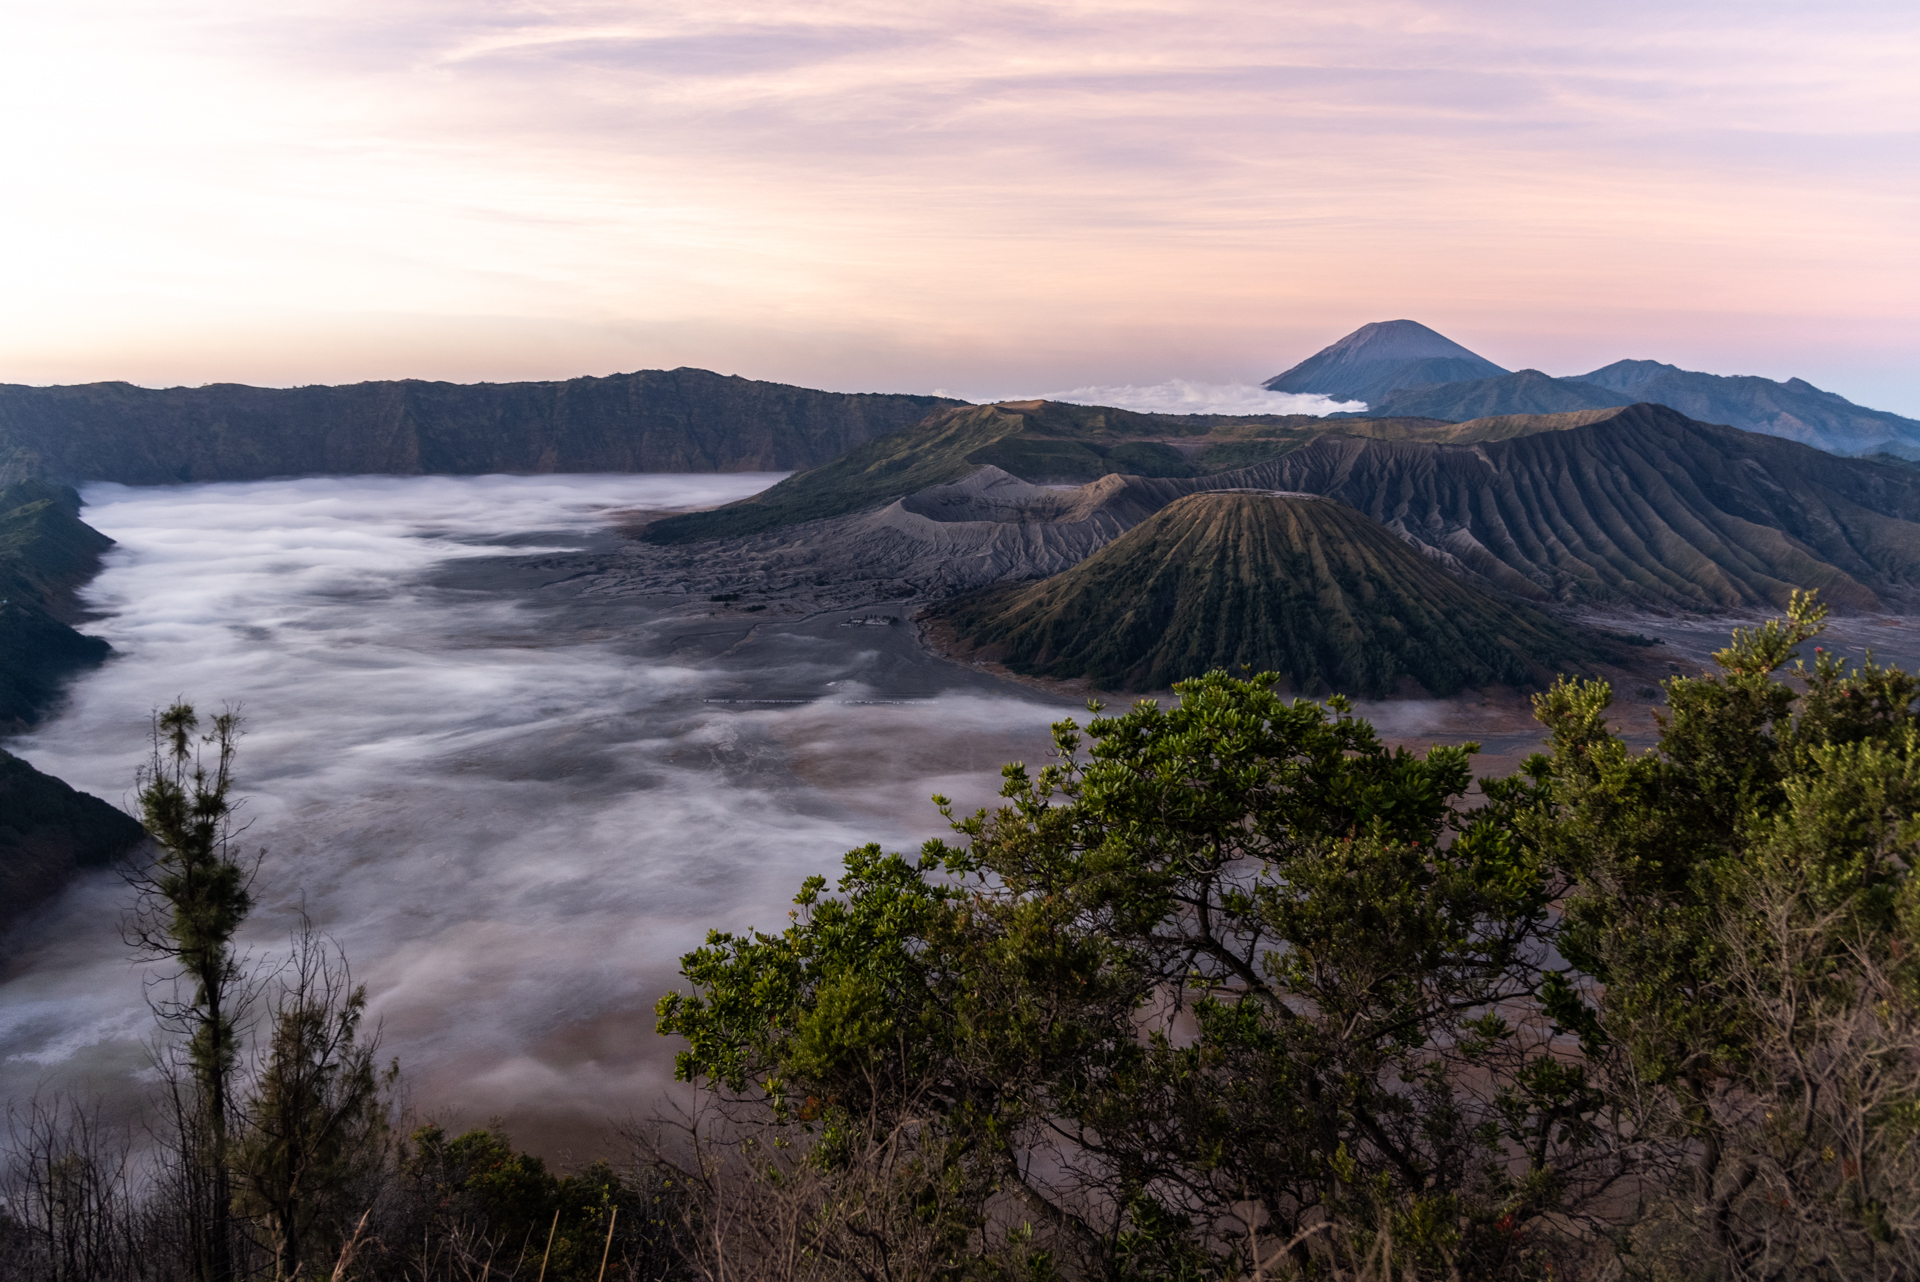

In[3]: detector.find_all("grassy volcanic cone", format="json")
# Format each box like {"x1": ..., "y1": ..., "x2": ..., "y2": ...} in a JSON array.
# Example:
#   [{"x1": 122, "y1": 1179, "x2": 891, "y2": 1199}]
[{"x1": 938, "y1": 491, "x2": 1608, "y2": 696}]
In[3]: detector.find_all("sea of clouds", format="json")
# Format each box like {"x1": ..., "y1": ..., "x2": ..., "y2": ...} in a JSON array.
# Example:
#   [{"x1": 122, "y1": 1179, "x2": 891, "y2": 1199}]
[
  {"x1": 0, "y1": 474, "x2": 1070, "y2": 1147},
  {"x1": 994, "y1": 379, "x2": 1366, "y2": 417}
]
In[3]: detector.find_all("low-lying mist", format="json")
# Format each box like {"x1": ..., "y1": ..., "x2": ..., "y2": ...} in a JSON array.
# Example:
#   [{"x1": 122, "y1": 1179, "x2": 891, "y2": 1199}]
[
  {"x1": 0, "y1": 474, "x2": 1073, "y2": 1152},
  {"x1": 1005, "y1": 379, "x2": 1364, "y2": 417}
]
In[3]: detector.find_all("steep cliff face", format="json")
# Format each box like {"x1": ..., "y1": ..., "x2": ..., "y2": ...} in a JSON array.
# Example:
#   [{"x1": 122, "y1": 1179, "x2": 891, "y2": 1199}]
[
  {"x1": 0, "y1": 368, "x2": 963, "y2": 485},
  {"x1": 0, "y1": 749, "x2": 146, "y2": 931},
  {"x1": 936, "y1": 492, "x2": 1607, "y2": 695},
  {"x1": 0, "y1": 480, "x2": 116, "y2": 730}
]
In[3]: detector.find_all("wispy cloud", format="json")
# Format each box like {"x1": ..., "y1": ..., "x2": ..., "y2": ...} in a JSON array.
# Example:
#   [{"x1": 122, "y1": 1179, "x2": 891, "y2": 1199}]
[
  {"x1": 1002, "y1": 380, "x2": 1363, "y2": 417},
  {"x1": 0, "y1": 1, "x2": 1914, "y2": 408}
]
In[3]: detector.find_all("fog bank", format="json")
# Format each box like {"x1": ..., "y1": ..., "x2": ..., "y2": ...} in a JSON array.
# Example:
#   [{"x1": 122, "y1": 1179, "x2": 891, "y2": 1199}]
[
  {"x1": 0, "y1": 474, "x2": 1070, "y2": 1151},
  {"x1": 1003, "y1": 379, "x2": 1364, "y2": 417}
]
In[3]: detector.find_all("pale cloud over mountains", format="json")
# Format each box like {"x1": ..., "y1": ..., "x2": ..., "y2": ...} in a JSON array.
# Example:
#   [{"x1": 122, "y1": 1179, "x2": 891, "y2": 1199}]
[{"x1": 1, "y1": 1, "x2": 1914, "y2": 409}]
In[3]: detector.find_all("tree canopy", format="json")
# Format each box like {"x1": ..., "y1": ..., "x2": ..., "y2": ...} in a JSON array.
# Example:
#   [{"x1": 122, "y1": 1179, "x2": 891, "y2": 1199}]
[{"x1": 658, "y1": 592, "x2": 1920, "y2": 1280}]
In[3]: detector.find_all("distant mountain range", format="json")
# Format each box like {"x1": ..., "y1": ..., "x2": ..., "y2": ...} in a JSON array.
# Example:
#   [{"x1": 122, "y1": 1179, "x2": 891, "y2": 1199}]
[
  {"x1": 1267, "y1": 320, "x2": 1920, "y2": 459},
  {"x1": 0, "y1": 369, "x2": 961, "y2": 486},
  {"x1": 631, "y1": 400, "x2": 1920, "y2": 621}
]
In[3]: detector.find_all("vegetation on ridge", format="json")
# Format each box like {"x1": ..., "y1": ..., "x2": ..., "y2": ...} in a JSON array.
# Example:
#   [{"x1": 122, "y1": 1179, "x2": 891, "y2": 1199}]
[{"x1": 0, "y1": 480, "x2": 116, "y2": 730}]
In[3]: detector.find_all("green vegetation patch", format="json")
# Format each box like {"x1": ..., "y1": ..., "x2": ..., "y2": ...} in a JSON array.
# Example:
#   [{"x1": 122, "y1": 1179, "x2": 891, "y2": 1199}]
[
  {"x1": 657, "y1": 593, "x2": 1920, "y2": 1278},
  {"x1": 0, "y1": 479, "x2": 115, "y2": 728}
]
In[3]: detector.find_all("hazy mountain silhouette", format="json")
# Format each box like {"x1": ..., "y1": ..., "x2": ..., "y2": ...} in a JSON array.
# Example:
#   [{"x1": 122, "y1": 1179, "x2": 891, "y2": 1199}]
[
  {"x1": 0, "y1": 369, "x2": 963, "y2": 486},
  {"x1": 1356, "y1": 363, "x2": 1920, "y2": 458},
  {"x1": 1573, "y1": 360, "x2": 1920, "y2": 458},
  {"x1": 1271, "y1": 322, "x2": 1920, "y2": 458},
  {"x1": 1261, "y1": 320, "x2": 1509, "y2": 404}
]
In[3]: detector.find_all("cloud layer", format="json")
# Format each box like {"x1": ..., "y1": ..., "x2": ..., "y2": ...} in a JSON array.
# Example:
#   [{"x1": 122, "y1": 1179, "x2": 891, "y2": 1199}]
[
  {"x1": 1009, "y1": 380, "x2": 1364, "y2": 417},
  {"x1": 0, "y1": 1, "x2": 1914, "y2": 409},
  {"x1": 0, "y1": 475, "x2": 1069, "y2": 1149}
]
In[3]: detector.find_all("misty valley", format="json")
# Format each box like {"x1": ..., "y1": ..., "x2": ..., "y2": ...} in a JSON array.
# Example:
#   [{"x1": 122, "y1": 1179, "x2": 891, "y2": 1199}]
[
  {"x1": 7, "y1": 320, "x2": 1920, "y2": 1278},
  {"x1": 0, "y1": 472, "x2": 1084, "y2": 1146}
]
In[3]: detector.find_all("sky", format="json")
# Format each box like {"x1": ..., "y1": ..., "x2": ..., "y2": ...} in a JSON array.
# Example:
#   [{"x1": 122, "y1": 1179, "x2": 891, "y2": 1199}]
[{"x1": 1, "y1": 1, "x2": 1916, "y2": 411}]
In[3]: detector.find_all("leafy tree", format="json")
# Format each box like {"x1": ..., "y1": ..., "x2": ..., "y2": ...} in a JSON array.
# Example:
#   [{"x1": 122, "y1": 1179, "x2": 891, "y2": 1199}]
[
  {"x1": 659, "y1": 596, "x2": 1920, "y2": 1278},
  {"x1": 127, "y1": 701, "x2": 254, "y2": 1282},
  {"x1": 1525, "y1": 591, "x2": 1920, "y2": 1278},
  {"x1": 659, "y1": 675, "x2": 1615, "y2": 1277},
  {"x1": 399, "y1": 1126, "x2": 680, "y2": 1281},
  {"x1": 232, "y1": 918, "x2": 393, "y2": 1281}
]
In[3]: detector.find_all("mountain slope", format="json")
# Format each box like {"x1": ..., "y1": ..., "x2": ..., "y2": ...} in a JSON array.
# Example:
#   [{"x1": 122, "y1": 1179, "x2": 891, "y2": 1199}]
[
  {"x1": 936, "y1": 492, "x2": 1608, "y2": 695},
  {"x1": 1360, "y1": 370, "x2": 1633, "y2": 420},
  {"x1": 0, "y1": 369, "x2": 962, "y2": 486},
  {"x1": 1226, "y1": 404, "x2": 1920, "y2": 610},
  {"x1": 1262, "y1": 320, "x2": 1509, "y2": 404},
  {"x1": 1264, "y1": 322, "x2": 1920, "y2": 457},
  {"x1": 638, "y1": 399, "x2": 1314, "y2": 543},
  {"x1": 1575, "y1": 361, "x2": 1920, "y2": 458},
  {"x1": 1349, "y1": 359, "x2": 1920, "y2": 459},
  {"x1": 626, "y1": 405, "x2": 1920, "y2": 616},
  {"x1": 641, "y1": 399, "x2": 1546, "y2": 545},
  {"x1": 0, "y1": 480, "x2": 116, "y2": 729},
  {"x1": 0, "y1": 749, "x2": 146, "y2": 931}
]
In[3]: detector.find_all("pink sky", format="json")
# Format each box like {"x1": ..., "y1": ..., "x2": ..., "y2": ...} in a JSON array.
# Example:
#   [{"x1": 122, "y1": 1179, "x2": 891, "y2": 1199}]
[{"x1": 2, "y1": 1, "x2": 1916, "y2": 411}]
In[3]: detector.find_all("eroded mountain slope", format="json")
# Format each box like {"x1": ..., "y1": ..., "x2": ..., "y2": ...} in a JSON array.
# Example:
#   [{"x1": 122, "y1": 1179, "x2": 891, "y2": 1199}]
[
  {"x1": 601, "y1": 404, "x2": 1920, "y2": 615},
  {"x1": 935, "y1": 492, "x2": 1610, "y2": 695},
  {"x1": 642, "y1": 398, "x2": 1519, "y2": 545},
  {"x1": 1230, "y1": 404, "x2": 1920, "y2": 609}
]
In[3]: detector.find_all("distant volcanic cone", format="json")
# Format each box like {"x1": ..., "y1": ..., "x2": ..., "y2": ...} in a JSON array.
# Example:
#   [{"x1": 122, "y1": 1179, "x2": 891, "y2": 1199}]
[
  {"x1": 934, "y1": 491, "x2": 1608, "y2": 696},
  {"x1": 1264, "y1": 319, "x2": 1508, "y2": 406}
]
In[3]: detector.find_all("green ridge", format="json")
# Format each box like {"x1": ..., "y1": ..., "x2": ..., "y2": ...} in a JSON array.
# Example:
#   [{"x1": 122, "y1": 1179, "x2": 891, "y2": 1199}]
[
  {"x1": 936, "y1": 491, "x2": 1612, "y2": 696},
  {"x1": 0, "y1": 480, "x2": 115, "y2": 728},
  {"x1": 0, "y1": 483, "x2": 143, "y2": 924},
  {"x1": 0, "y1": 747, "x2": 146, "y2": 930}
]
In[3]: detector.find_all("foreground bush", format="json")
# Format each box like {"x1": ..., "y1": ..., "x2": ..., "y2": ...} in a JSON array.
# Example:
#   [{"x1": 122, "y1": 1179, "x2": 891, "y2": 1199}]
[{"x1": 657, "y1": 593, "x2": 1920, "y2": 1280}]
